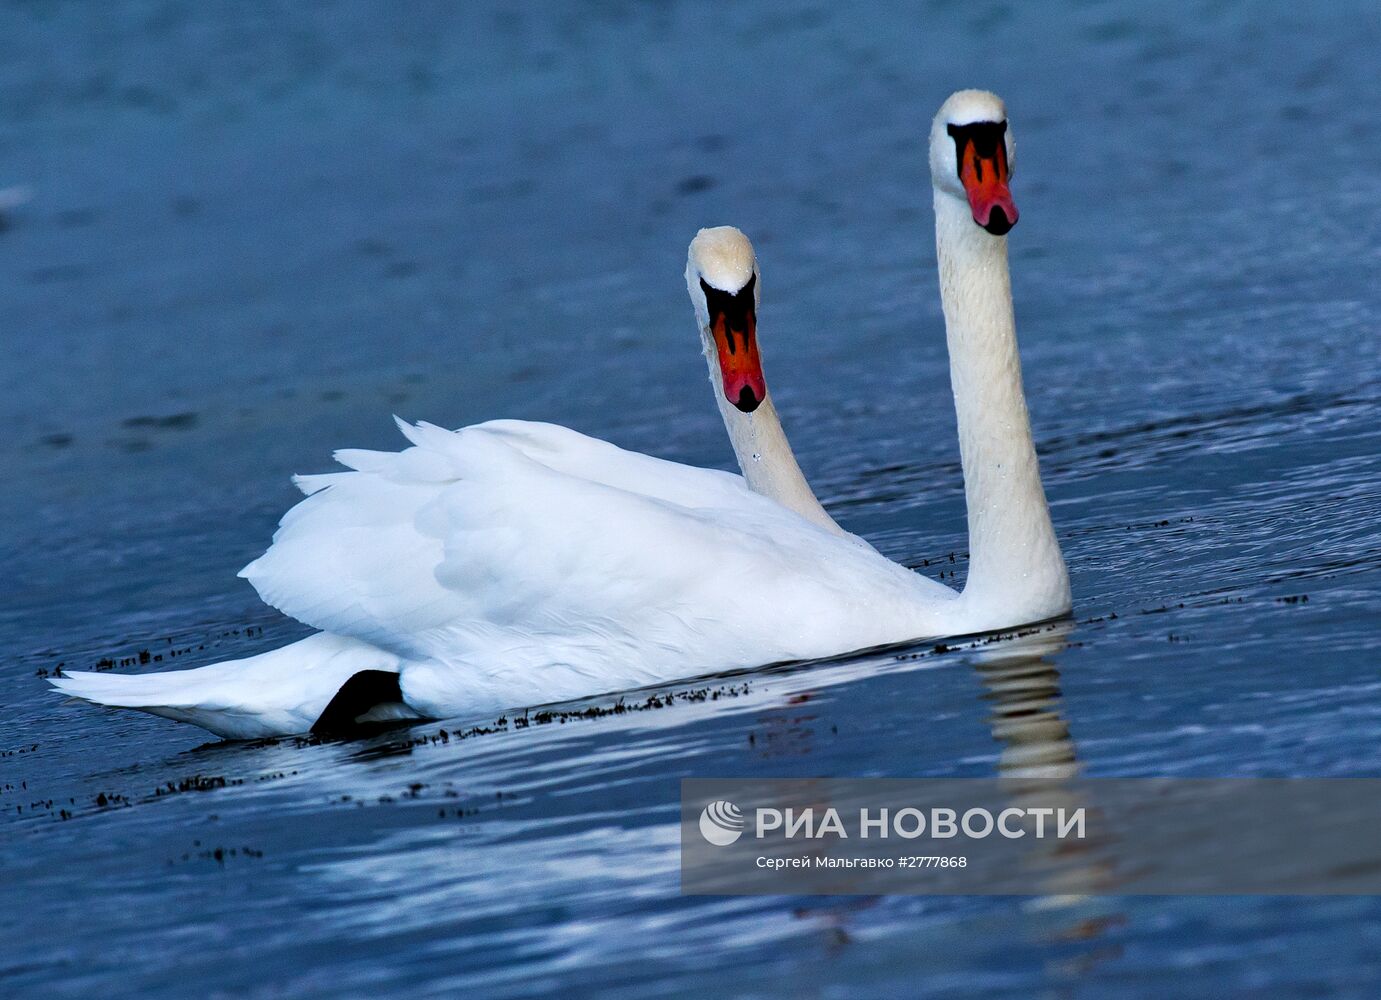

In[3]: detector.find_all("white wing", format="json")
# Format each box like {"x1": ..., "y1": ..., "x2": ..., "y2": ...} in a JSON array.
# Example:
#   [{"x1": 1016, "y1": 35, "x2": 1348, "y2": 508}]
[{"x1": 240, "y1": 418, "x2": 955, "y2": 716}]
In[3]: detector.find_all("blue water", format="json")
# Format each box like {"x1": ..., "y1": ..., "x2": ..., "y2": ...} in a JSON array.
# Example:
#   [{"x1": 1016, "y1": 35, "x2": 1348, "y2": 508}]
[{"x1": 4, "y1": 2, "x2": 1381, "y2": 996}]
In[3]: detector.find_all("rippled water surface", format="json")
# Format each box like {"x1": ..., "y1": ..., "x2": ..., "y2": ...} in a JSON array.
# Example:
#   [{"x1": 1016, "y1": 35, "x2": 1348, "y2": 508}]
[{"x1": 3, "y1": 2, "x2": 1380, "y2": 997}]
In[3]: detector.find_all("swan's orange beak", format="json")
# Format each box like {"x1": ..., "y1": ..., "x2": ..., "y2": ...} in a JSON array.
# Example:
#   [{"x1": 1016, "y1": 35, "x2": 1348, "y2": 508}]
[
  {"x1": 950, "y1": 122, "x2": 1018, "y2": 235},
  {"x1": 702, "y1": 276, "x2": 766, "y2": 413}
]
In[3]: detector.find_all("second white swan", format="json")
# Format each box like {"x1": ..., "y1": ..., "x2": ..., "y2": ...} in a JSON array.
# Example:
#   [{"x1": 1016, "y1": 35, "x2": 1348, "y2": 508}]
[{"x1": 52, "y1": 89, "x2": 1069, "y2": 738}]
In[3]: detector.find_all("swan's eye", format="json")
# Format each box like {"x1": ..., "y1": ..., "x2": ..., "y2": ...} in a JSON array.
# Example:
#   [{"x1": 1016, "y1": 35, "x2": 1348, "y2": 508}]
[
  {"x1": 700, "y1": 275, "x2": 765, "y2": 413},
  {"x1": 945, "y1": 121, "x2": 1018, "y2": 235}
]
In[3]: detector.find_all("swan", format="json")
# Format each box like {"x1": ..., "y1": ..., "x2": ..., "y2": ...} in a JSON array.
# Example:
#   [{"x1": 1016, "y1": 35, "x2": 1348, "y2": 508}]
[{"x1": 52, "y1": 89, "x2": 1070, "y2": 739}]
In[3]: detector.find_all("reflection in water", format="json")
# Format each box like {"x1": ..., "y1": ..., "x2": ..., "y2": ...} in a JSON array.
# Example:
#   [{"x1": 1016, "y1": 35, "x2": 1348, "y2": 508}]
[
  {"x1": 972, "y1": 624, "x2": 1128, "y2": 985},
  {"x1": 974, "y1": 624, "x2": 1079, "y2": 782},
  {"x1": 790, "y1": 625, "x2": 1109, "y2": 965}
]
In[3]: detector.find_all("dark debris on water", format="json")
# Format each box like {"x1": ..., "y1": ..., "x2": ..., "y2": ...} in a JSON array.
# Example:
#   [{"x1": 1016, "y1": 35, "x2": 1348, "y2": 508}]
[
  {"x1": 168, "y1": 843, "x2": 265, "y2": 867},
  {"x1": 38, "y1": 625, "x2": 268, "y2": 677},
  {"x1": 280, "y1": 682, "x2": 754, "y2": 752}
]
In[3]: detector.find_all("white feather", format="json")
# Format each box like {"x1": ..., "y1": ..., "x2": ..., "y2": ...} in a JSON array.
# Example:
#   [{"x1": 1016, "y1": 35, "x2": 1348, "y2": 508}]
[{"x1": 51, "y1": 633, "x2": 416, "y2": 739}]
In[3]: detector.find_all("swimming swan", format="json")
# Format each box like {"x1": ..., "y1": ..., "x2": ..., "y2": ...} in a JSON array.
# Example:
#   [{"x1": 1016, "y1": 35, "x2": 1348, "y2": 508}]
[{"x1": 52, "y1": 90, "x2": 1069, "y2": 738}]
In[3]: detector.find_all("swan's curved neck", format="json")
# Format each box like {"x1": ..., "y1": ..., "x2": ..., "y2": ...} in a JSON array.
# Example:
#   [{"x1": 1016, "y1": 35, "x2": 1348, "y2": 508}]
[
  {"x1": 703, "y1": 347, "x2": 845, "y2": 536},
  {"x1": 934, "y1": 193, "x2": 1069, "y2": 622}
]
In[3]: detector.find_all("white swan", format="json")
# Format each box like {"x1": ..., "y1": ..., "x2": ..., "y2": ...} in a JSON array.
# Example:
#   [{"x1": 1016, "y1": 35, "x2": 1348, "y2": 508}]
[{"x1": 52, "y1": 90, "x2": 1069, "y2": 739}]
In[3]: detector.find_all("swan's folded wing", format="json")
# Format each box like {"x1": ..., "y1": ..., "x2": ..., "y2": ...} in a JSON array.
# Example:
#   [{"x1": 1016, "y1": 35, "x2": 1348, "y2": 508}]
[
  {"x1": 240, "y1": 418, "x2": 909, "y2": 664},
  {"x1": 462, "y1": 419, "x2": 752, "y2": 511}
]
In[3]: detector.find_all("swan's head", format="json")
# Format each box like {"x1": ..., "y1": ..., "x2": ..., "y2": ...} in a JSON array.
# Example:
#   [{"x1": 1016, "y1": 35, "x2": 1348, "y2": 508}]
[
  {"x1": 686, "y1": 226, "x2": 766, "y2": 414},
  {"x1": 930, "y1": 89, "x2": 1018, "y2": 236}
]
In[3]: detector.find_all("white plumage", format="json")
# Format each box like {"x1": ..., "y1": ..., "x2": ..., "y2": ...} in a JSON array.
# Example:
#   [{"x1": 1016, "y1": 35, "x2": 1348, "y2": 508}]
[
  {"x1": 246, "y1": 418, "x2": 956, "y2": 719},
  {"x1": 49, "y1": 633, "x2": 407, "y2": 739},
  {"x1": 54, "y1": 417, "x2": 956, "y2": 738}
]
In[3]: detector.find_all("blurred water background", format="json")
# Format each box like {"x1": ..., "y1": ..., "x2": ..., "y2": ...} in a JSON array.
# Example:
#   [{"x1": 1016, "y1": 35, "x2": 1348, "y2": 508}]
[{"x1": 2, "y1": 1, "x2": 1380, "y2": 996}]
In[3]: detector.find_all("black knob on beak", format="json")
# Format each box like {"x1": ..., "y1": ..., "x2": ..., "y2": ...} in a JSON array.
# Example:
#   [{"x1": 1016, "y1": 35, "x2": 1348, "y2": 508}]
[
  {"x1": 735, "y1": 386, "x2": 762, "y2": 413},
  {"x1": 983, "y1": 206, "x2": 1014, "y2": 236}
]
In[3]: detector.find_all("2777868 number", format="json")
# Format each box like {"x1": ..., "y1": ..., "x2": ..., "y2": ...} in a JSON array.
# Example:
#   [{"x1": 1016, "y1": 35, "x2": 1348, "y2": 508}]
[{"x1": 898, "y1": 856, "x2": 968, "y2": 868}]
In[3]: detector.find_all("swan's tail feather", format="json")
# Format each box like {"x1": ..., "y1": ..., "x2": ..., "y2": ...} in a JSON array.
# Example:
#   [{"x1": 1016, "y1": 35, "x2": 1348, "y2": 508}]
[{"x1": 50, "y1": 633, "x2": 423, "y2": 740}]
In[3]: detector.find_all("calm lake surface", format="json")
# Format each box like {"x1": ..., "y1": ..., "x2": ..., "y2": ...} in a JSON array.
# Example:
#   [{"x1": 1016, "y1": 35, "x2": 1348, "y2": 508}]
[{"x1": 3, "y1": 2, "x2": 1380, "y2": 997}]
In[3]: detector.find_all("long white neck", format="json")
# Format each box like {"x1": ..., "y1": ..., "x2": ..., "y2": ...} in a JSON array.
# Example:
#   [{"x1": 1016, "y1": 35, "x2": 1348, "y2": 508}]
[
  {"x1": 701, "y1": 340, "x2": 846, "y2": 536},
  {"x1": 934, "y1": 193, "x2": 1070, "y2": 623}
]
